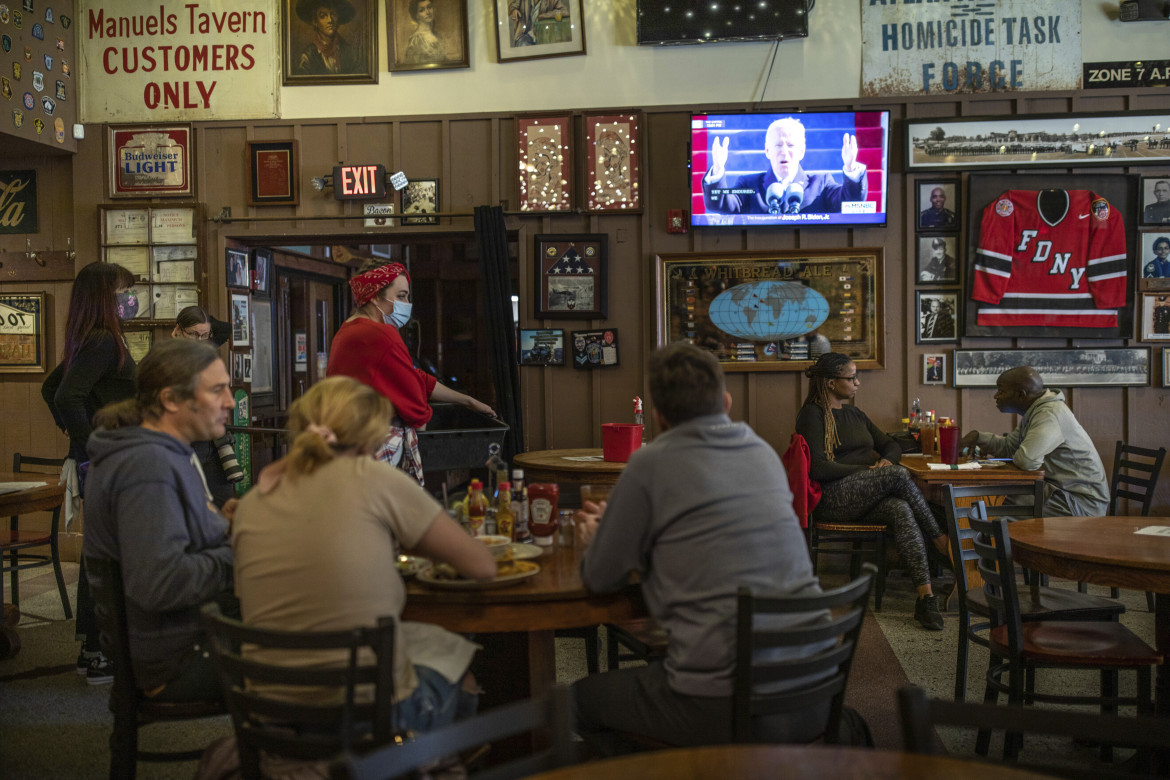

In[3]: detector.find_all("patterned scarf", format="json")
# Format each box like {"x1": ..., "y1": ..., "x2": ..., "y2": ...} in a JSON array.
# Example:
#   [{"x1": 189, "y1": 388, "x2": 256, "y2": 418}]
[
  {"x1": 375, "y1": 416, "x2": 424, "y2": 486},
  {"x1": 349, "y1": 263, "x2": 411, "y2": 307}
]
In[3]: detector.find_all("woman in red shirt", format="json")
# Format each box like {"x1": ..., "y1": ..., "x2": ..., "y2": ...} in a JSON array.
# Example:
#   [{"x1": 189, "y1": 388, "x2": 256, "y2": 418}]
[{"x1": 327, "y1": 260, "x2": 495, "y2": 484}]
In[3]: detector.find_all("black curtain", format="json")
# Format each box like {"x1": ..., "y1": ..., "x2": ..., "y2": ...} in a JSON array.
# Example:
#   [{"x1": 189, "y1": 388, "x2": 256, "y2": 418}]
[{"x1": 473, "y1": 205, "x2": 524, "y2": 460}]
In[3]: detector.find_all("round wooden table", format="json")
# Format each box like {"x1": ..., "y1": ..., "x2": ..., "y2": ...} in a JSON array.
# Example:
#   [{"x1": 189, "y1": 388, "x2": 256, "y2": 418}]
[
  {"x1": 0, "y1": 474, "x2": 67, "y2": 657},
  {"x1": 403, "y1": 543, "x2": 644, "y2": 697},
  {"x1": 1008, "y1": 516, "x2": 1170, "y2": 715},
  {"x1": 513, "y1": 448, "x2": 627, "y2": 488},
  {"x1": 525, "y1": 744, "x2": 1053, "y2": 779}
]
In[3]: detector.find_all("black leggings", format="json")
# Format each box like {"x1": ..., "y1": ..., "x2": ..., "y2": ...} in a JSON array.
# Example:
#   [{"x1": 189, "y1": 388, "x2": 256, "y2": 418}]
[{"x1": 815, "y1": 465, "x2": 941, "y2": 588}]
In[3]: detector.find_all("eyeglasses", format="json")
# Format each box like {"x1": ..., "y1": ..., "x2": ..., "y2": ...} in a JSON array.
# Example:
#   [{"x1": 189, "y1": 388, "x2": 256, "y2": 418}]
[
  {"x1": 182, "y1": 329, "x2": 212, "y2": 341},
  {"x1": 836, "y1": 375, "x2": 861, "y2": 384}
]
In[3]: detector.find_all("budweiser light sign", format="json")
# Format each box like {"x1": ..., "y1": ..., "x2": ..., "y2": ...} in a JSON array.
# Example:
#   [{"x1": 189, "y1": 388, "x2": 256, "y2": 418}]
[
  {"x1": 80, "y1": 1, "x2": 278, "y2": 123},
  {"x1": 861, "y1": 0, "x2": 1081, "y2": 96}
]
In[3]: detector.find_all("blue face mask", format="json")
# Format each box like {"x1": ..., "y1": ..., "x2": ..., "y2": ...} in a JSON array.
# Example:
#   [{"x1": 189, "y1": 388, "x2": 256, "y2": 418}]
[{"x1": 389, "y1": 300, "x2": 412, "y2": 328}]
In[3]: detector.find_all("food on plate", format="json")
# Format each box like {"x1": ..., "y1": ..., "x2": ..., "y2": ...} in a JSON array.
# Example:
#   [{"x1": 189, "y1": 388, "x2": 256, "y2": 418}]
[{"x1": 429, "y1": 559, "x2": 538, "y2": 581}]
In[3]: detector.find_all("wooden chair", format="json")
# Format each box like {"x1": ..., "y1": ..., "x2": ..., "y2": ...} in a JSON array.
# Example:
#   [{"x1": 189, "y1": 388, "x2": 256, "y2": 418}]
[
  {"x1": 967, "y1": 507, "x2": 1162, "y2": 761},
  {"x1": 1103, "y1": 441, "x2": 1167, "y2": 610},
  {"x1": 898, "y1": 684, "x2": 1170, "y2": 780},
  {"x1": 942, "y1": 483, "x2": 1125, "y2": 702},
  {"x1": 201, "y1": 605, "x2": 398, "y2": 780},
  {"x1": 330, "y1": 685, "x2": 577, "y2": 780},
  {"x1": 86, "y1": 557, "x2": 226, "y2": 780},
  {"x1": 733, "y1": 563, "x2": 875, "y2": 744},
  {"x1": 2, "y1": 454, "x2": 71, "y2": 618}
]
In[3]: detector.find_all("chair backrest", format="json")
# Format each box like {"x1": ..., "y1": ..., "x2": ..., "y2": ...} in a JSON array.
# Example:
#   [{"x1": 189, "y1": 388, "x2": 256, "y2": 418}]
[
  {"x1": 966, "y1": 506, "x2": 1025, "y2": 658},
  {"x1": 12, "y1": 453, "x2": 65, "y2": 475},
  {"x1": 330, "y1": 685, "x2": 577, "y2": 780},
  {"x1": 733, "y1": 563, "x2": 876, "y2": 744},
  {"x1": 941, "y1": 482, "x2": 1043, "y2": 598},
  {"x1": 84, "y1": 557, "x2": 144, "y2": 715},
  {"x1": 1108, "y1": 441, "x2": 1167, "y2": 516},
  {"x1": 200, "y1": 605, "x2": 397, "y2": 777},
  {"x1": 898, "y1": 685, "x2": 1170, "y2": 780}
]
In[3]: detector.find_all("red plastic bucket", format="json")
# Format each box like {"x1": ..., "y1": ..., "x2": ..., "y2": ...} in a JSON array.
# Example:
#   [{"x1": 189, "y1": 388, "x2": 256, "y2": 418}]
[{"x1": 602, "y1": 423, "x2": 643, "y2": 462}]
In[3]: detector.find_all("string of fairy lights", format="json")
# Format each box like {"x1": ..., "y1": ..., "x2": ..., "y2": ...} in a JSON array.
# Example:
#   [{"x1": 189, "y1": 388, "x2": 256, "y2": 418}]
[{"x1": 518, "y1": 114, "x2": 641, "y2": 212}]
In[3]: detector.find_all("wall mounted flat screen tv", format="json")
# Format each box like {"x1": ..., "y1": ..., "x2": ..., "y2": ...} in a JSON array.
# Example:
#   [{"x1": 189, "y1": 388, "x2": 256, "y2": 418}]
[
  {"x1": 637, "y1": 1, "x2": 809, "y2": 45},
  {"x1": 690, "y1": 111, "x2": 890, "y2": 229}
]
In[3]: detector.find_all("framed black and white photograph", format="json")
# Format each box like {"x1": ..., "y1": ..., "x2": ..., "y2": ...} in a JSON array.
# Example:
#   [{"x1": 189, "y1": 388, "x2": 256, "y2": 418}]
[
  {"x1": 965, "y1": 173, "x2": 1134, "y2": 339},
  {"x1": 401, "y1": 179, "x2": 439, "y2": 225},
  {"x1": 916, "y1": 180, "x2": 959, "y2": 231},
  {"x1": 519, "y1": 328, "x2": 565, "y2": 366},
  {"x1": 535, "y1": 234, "x2": 608, "y2": 319},
  {"x1": 1140, "y1": 232, "x2": 1170, "y2": 289},
  {"x1": 387, "y1": 0, "x2": 470, "y2": 72},
  {"x1": 250, "y1": 298, "x2": 275, "y2": 399},
  {"x1": 571, "y1": 328, "x2": 619, "y2": 370},
  {"x1": 916, "y1": 290, "x2": 959, "y2": 344},
  {"x1": 242, "y1": 353, "x2": 253, "y2": 384},
  {"x1": 226, "y1": 248, "x2": 250, "y2": 289},
  {"x1": 907, "y1": 111, "x2": 1170, "y2": 171},
  {"x1": 231, "y1": 352, "x2": 245, "y2": 384},
  {"x1": 252, "y1": 248, "x2": 273, "y2": 296},
  {"x1": 953, "y1": 347, "x2": 1150, "y2": 388},
  {"x1": 916, "y1": 235, "x2": 959, "y2": 285},
  {"x1": 1140, "y1": 292, "x2": 1170, "y2": 341},
  {"x1": 231, "y1": 293, "x2": 251, "y2": 347},
  {"x1": 922, "y1": 353, "x2": 946, "y2": 385},
  {"x1": 1140, "y1": 176, "x2": 1170, "y2": 226}
]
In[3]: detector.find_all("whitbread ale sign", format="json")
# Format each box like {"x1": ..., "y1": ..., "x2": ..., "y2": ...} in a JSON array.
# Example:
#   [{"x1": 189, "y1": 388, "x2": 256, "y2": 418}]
[
  {"x1": 0, "y1": 171, "x2": 39, "y2": 235},
  {"x1": 79, "y1": 0, "x2": 278, "y2": 123}
]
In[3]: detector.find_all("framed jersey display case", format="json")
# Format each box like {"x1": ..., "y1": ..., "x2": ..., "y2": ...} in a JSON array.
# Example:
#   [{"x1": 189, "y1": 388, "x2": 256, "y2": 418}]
[{"x1": 965, "y1": 173, "x2": 1135, "y2": 339}]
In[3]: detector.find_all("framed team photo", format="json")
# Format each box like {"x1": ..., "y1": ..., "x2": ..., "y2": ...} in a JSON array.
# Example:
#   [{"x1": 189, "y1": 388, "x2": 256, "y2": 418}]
[
  {"x1": 401, "y1": 179, "x2": 439, "y2": 225},
  {"x1": 916, "y1": 290, "x2": 959, "y2": 344},
  {"x1": 916, "y1": 235, "x2": 959, "y2": 285},
  {"x1": 915, "y1": 180, "x2": 959, "y2": 231},
  {"x1": 1140, "y1": 292, "x2": 1170, "y2": 341},
  {"x1": 1140, "y1": 232, "x2": 1170, "y2": 290},
  {"x1": 1140, "y1": 175, "x2": 1170, "y2": 226},
  {"x1": 922, "y1": 353, "x2": 946, "y2": 385},
  {"x1": 954, "y1": 347, "x2": 1149, "y2": 388}
]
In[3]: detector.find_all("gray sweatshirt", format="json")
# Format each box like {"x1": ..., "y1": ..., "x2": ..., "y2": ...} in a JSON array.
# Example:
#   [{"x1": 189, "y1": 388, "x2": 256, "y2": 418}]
[
  {"x1": 580, "y1": 413, "x2": 824, "y2": 697},
  {"x1": 973, "y1": 389, "x2": 1109, "y2": 517}
]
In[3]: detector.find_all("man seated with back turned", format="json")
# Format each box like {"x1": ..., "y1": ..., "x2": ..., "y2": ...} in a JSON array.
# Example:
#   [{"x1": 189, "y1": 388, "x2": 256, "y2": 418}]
[
  {"x1": 572, "y1": 342, "x2": 830, "y2": 756},
  {"x1": 83, "y1": 339, "x2": 237, "y2": 701},
  {"x1": 959, "y1": 365, "x2": 1109, "y2": 517}
]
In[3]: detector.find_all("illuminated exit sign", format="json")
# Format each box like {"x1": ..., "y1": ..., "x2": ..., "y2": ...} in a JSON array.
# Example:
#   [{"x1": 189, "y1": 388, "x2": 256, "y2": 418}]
[{"x1": 332, "y1": 164, "x2": 387, "y2": 200}]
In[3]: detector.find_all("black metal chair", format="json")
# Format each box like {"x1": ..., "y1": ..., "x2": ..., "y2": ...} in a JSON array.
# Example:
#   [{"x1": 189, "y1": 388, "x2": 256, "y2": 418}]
[
  {"x1": 330, "y1": 685, "x2": 577, "y2": 780},
  {"x1": 732, "y1": 563, "x2": 875, "y2": 744},
  {"x1": 967, "y1": 506, "x2": 1161, "y2": 762},
  {"x1": 86, "y1": 557, "x2": 226, "y2": 780},
  {"x1": 898, "y1": 685, "x2": 1170, "y2": 780},
  {"x1": 1103, "y1": 441, "x2": 1167, "y2": 610},
  {"x1": 201, "y1": 605, "x2": 399, "y2": 780},
  {"x1": 941, "y1": 483, "x2": 1125, "y2": 702},
  {"x1": 2, "y1": 454, "x2": 71, "y2": 618}
]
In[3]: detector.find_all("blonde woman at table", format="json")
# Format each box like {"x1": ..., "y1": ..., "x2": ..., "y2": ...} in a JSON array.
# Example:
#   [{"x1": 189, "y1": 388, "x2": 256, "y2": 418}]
[
  {"x1": 231, "y1": 376, "x2": 496, "y2": 733},
  {"x1": 327, "y1": 259, "x2": 496, "y2": 485},
  {"x1": 794, "y1": 352, "x2": 952, "y2": 632}
]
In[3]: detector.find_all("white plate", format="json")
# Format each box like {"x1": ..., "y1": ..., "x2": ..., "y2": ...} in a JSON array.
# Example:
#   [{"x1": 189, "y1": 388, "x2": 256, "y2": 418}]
[
  {"x1": 510, "y1": 543, "x2": 544, "y2": 560},
  {"x1": 396, "y1": 555, "x2": 429, "y2": 579},
  {"x1": 417, "y1": 560, "x2": 541, "y2": 590}
]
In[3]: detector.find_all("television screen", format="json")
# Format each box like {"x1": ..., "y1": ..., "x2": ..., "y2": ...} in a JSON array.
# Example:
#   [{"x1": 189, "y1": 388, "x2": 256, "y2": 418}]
[
  {"x1": 690, "y1": 111, "x2": 890, "y2": 228},
  {"x1": 637, "y1": 0, "x2": 809, "y2": 45}
]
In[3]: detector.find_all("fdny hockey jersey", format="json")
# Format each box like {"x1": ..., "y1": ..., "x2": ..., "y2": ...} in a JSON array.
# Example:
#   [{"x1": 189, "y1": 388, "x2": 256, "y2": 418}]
[{"x1": 973, "y1": 190, "x2": 1127, "y2": 328}]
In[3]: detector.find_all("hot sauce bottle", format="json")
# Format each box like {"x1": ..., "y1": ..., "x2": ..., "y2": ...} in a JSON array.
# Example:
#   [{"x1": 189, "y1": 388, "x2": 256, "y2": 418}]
[
  {"x1": 467, "y1": 479, "x2": 488, "y2": 537},
  {"x1": 496, "y1": 481, "x2": 515, "y2": 541}
]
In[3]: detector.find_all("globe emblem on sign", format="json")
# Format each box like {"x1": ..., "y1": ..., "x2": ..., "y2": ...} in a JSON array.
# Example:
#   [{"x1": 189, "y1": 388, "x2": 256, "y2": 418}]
[{"x1": 708, "y1": 281, "x2": 829, "y2": 341}]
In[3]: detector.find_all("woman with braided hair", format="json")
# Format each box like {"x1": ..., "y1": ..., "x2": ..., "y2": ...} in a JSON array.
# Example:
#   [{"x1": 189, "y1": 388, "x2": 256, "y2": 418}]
[{"x1": 794, "y1": 353, "x2": 951, "y2": 631}]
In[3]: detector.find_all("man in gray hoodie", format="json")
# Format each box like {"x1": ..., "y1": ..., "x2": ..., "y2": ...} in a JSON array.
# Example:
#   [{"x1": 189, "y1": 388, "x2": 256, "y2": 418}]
[
  {"x1": 572, "y1": 342, "x2": 829, "y2": 755},
  {"x1": 83, "y1": 339, "x2": 236, "y2": 701},
  {"x1": 960, "y1": 365, "x2": 1110, "y2": 517}
]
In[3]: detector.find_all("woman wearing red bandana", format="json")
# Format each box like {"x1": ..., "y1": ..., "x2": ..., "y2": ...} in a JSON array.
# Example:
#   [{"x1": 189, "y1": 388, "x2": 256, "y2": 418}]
[{"x1": 327, "y1": 260, "x2": 496, "y2": 484}]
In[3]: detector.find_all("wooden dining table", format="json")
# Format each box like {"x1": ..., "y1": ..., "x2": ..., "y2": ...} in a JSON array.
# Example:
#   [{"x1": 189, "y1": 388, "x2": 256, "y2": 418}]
[
  {"x1": 512, "y1": 448, "x2": 627, "y2": 507},
  {"x1": 1009, "y1": 515, "x2": 1170, "y2": 716},
  {"x1": 0, "y1": 473, "x2": 66, "y2": 657},
  {"x1": 402, "y1": 541, "x2": 645, "y2": 701},
  {"x1": 525, "y1": 744, "x2": 1053, "y2": 780}
]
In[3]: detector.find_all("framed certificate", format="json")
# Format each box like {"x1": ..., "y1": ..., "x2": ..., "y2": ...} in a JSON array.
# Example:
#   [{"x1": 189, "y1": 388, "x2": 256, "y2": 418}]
[{"x1": 246, "y1": 140, "x2": 299, "y2": 206}]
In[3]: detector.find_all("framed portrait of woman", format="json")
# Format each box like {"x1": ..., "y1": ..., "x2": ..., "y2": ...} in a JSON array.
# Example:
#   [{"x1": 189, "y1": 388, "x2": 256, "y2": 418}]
[{"x1": 387, "y1": 0, "x2": 470, "y2": 71}]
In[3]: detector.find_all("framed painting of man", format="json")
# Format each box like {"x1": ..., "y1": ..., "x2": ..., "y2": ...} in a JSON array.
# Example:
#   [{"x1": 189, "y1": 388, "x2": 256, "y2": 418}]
[{"x1": 283, "y1": 0, "x2": 378, "y2": 86}]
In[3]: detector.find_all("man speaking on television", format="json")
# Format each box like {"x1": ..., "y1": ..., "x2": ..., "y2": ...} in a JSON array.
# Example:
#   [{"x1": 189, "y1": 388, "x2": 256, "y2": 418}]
[{"x1": 702, "y1": 117, "x2": 867, "y2": 216}]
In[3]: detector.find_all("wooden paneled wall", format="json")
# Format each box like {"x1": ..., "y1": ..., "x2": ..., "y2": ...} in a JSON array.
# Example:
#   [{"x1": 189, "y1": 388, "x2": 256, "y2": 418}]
[{"x1": 2, "y1": 89, "x2": 1169, "y2": 515}]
